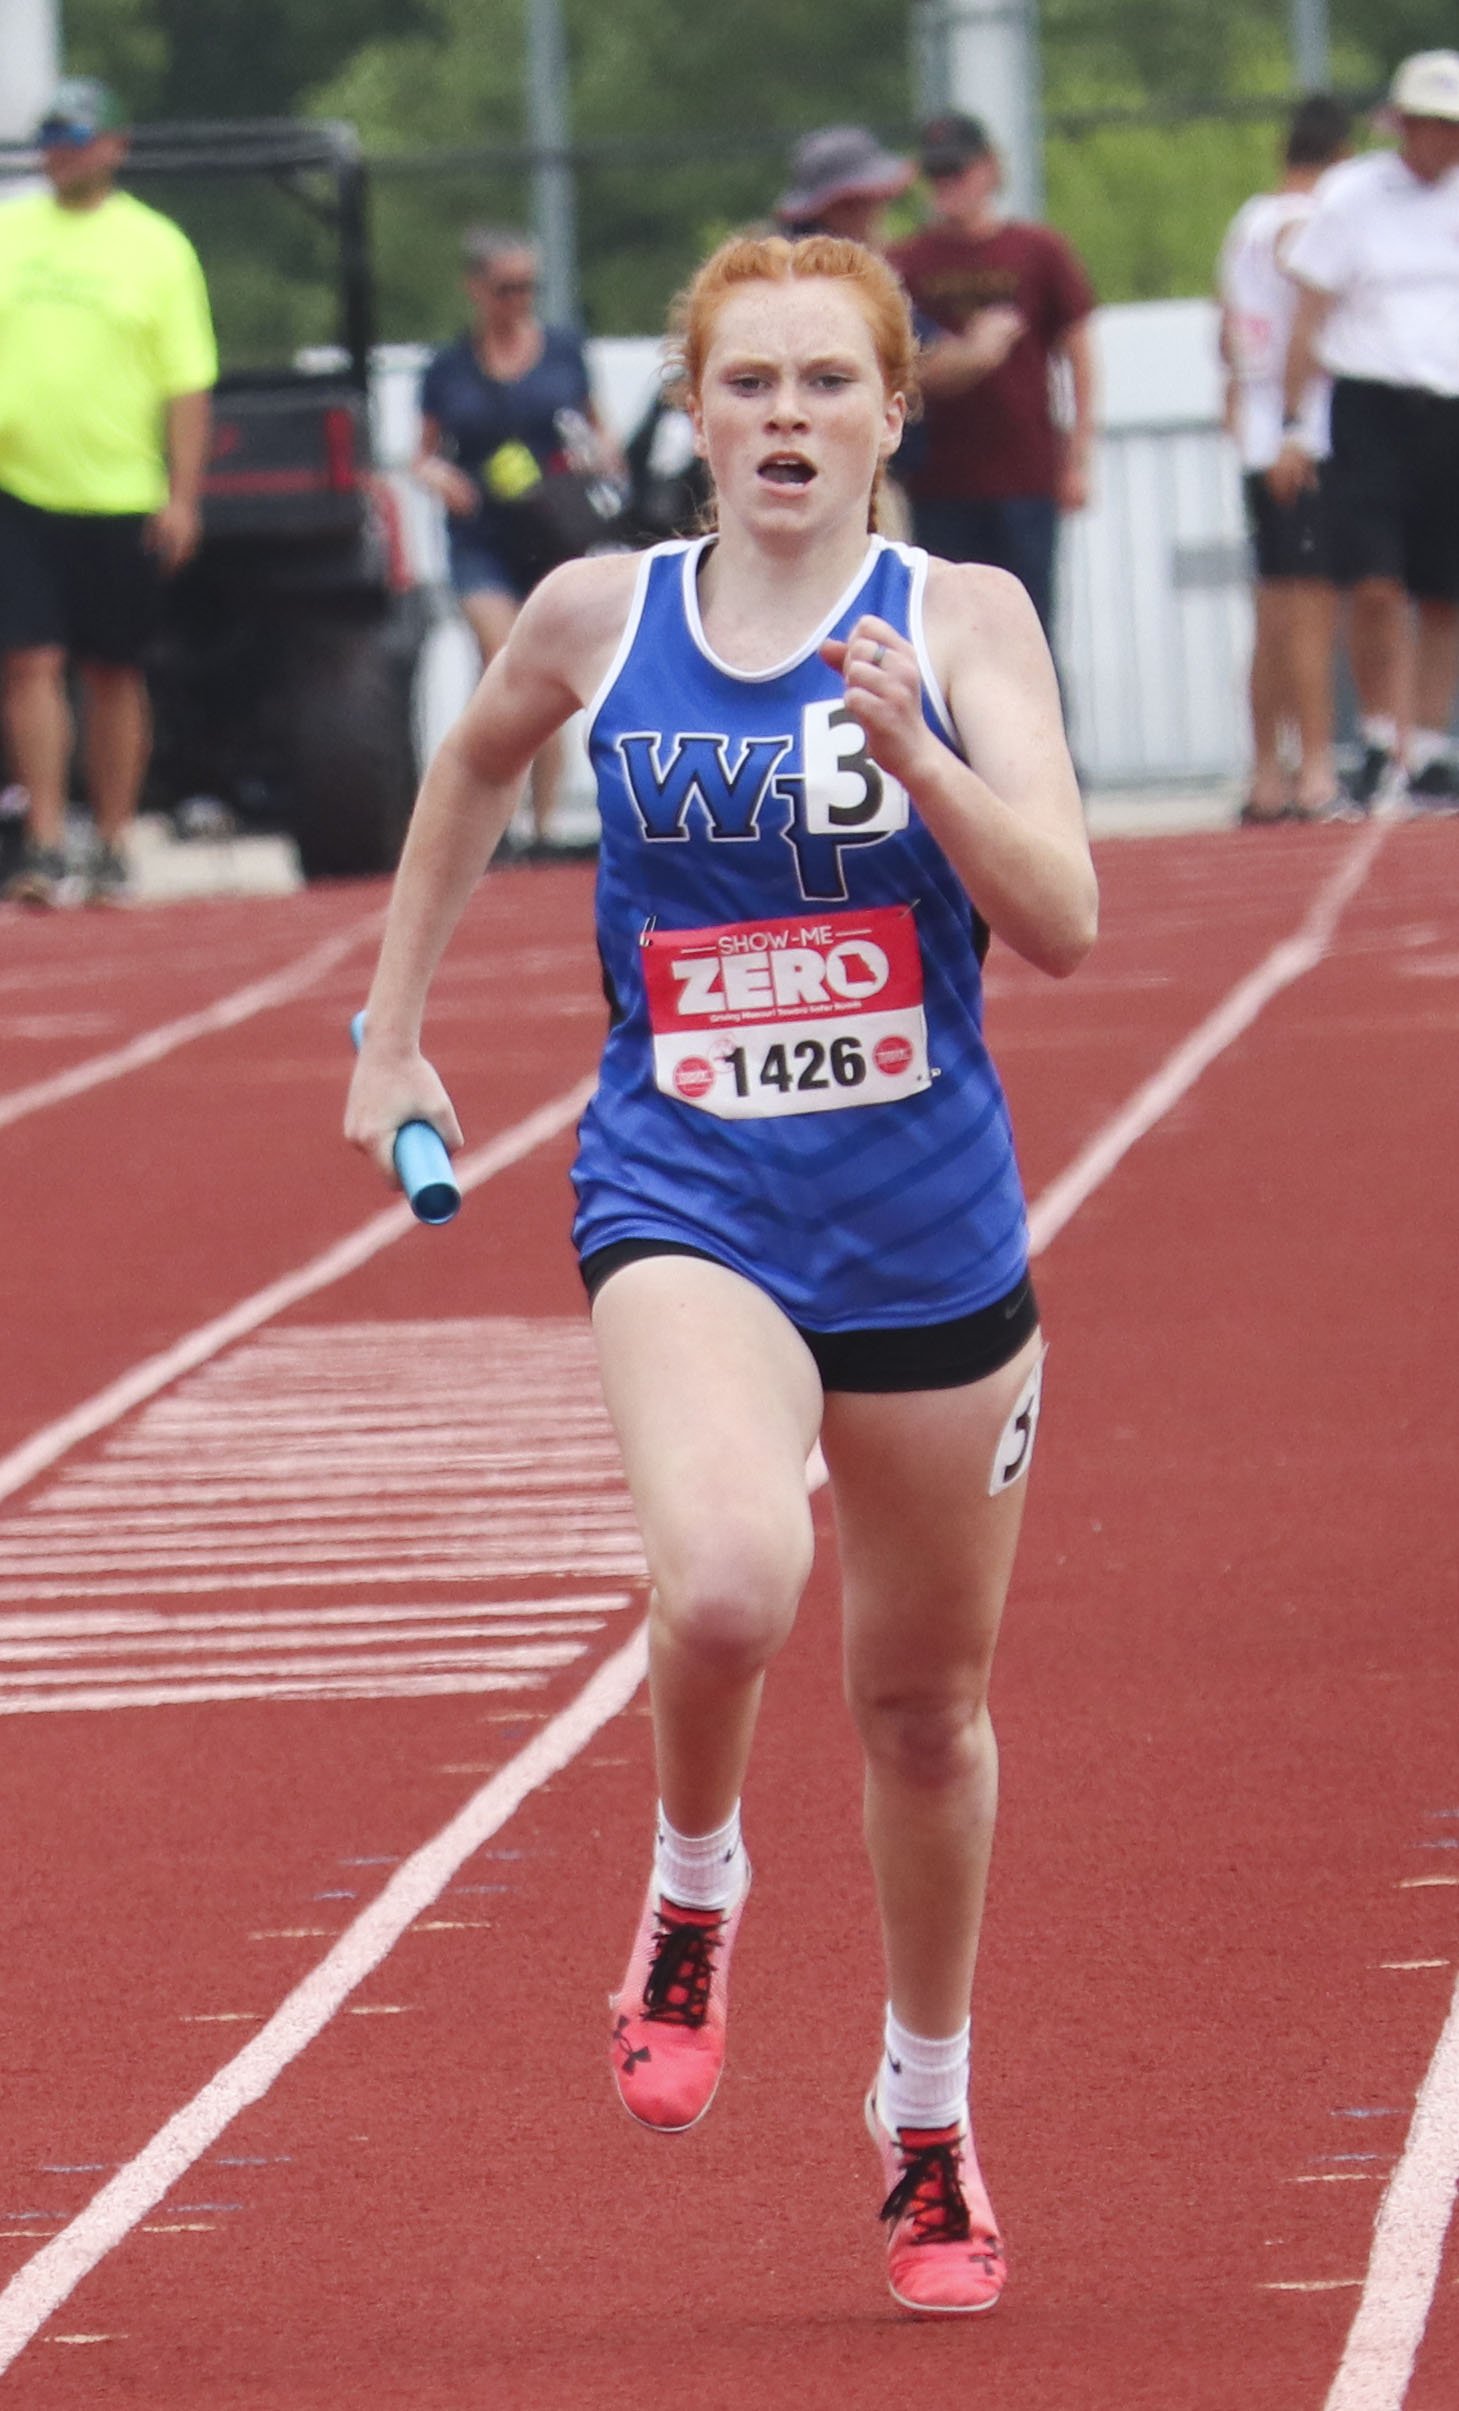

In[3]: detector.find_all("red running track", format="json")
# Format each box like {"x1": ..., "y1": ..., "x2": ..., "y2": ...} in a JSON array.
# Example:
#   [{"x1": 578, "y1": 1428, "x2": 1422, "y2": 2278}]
[{"x1": 0, "y1": 823, "x2": 1456, "y2": 2409}]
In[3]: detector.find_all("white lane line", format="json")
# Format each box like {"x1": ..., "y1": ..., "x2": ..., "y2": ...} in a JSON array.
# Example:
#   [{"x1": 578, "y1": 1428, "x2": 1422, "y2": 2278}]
[
  {"x1": 4, "y1": 1673, "x2": 549, "y2": 1714},
  {"x1": 0, "y1": 1553, "x2": 647, "y2": 1605},
  {"x1": 0, "y1": 1620, "x2": 649, "y2": 2371},
  {"x1": 0, "y1": 1076, "x2": 593, "y2": 1511},
  {"x1": 0, "y1": 1640, "x2": 586, "y2": 1690},
  {"x1": 38, "y1": 1466, "x2": 621, "y2": 1502},
  {"x1": 0, "y1": 1595, "x2": 630, "y2": 1640},
  {"x1": 0, "y1": 1629, "x2": 583, "y2": 1687},
  {"x1": 0, "y1": 1618, "x2": 605, "y2": 1663},
  {"x1": 1026, "y1": 821, "x2": 1385, "y2": 1254},
  {"x1": 22, "y1": 1487, "x2": 624, "y2": 1524},
  {"x1": 0, "y1": 913, "x2": 384, "y2": 1137},
  {"x1": 1321, "y1": 1968, "x2": 1459, "y2": 2411},
  {"x1": 0, "y1": 1517, "x2": 638, "y2": 1565}
]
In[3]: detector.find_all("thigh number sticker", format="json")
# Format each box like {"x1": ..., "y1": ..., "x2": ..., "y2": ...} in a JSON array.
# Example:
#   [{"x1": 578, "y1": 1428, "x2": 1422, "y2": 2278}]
[
  {"x1": 641, "y1": 906, "x2": 930, "y2": 1120},
  {"x1": 989, "y1": 1351, "x2": 1044, "y2": 1497}
]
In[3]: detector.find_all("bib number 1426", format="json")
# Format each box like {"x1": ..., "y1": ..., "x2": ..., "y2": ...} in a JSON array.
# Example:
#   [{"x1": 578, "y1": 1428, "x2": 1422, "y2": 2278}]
[{"x1": 641, "y1": 905, "x2": 930, "y2": 1121}]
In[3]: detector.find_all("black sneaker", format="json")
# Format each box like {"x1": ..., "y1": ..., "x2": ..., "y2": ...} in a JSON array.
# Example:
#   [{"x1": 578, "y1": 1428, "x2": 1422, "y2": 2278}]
[
  {"x1": 1403, "y1": 759, "x2": 1459, "y2": 816},
  {"x1": 1338, "y1": 744, "x2": 1397, "y2": 817},
  {"x1": 82, "y1": 841, "x2": 131, "y2": 905},
  {"x1": 2, "y1": 844, "x2": 71, "y2": 907}
]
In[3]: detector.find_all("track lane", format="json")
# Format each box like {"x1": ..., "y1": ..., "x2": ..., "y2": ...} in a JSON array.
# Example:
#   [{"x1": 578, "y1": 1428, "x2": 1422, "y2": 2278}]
[
  {"x1": 0, "y1": 876, "x2": 605, "y2": 1458},
  {"x1": 0, "y1": 890, "x2": 381, "y2": 1102},
  {"x1": 4, "y1": 830, "x2": 1456, "y2": 2404}
]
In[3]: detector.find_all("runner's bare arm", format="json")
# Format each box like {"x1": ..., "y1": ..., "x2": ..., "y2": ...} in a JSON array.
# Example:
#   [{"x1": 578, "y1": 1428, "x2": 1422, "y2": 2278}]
[
  {"x1": 345, "y1": 553, "x2": 637, "y2": 1174},
  {"x1": 825, "y1": 563, "x2": 1096, "y2": 977}
]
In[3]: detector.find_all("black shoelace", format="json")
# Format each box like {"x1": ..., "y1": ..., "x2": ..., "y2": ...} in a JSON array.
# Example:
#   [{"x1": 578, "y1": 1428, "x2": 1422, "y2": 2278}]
[
  {"x1": 640, "y1": 1909, "x2": 723, "y2": 2028},
  {"x1": 880, "y1": 2140, "x2": 982, "y2": 2249}
]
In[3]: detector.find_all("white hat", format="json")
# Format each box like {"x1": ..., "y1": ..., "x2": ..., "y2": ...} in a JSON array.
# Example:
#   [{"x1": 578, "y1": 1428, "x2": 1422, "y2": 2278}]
[{"x1": 1390, "y1": 51, "x2": 1459, "y2": 122}]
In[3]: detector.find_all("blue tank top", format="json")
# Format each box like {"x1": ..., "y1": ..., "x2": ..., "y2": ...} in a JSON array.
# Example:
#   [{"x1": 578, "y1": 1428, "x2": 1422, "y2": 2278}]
[{"x1": 570, "y1": 535, "x2": 1028, "y2": 1332}]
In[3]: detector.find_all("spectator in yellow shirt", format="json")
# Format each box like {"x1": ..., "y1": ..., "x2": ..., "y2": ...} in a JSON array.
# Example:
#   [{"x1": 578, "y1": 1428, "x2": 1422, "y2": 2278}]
[{"x1": 0, "y1": 79, "x2": 217, "y2": 905}]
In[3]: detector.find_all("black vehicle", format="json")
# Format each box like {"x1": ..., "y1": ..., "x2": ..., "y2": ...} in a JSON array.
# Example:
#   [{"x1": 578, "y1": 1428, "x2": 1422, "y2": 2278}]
[{"x1": 0, "y1": 119, "x2": 429, "y2": 878}]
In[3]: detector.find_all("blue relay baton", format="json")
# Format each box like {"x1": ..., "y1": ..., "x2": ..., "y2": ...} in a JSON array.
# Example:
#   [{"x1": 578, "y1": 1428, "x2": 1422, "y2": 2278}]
[{"x1": 350, "y1": 1010, "x2": 462, "y2": 1226}]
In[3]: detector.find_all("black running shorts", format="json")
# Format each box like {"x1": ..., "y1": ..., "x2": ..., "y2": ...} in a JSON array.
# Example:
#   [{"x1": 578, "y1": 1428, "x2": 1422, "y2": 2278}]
[
  {"x1": 1243, "y1": 464, "x2": 1333, "y2": 582},
  {"x1": 1326, "y1": 379, "x2": 1459, "y2": 602},
  {"x1": 0, "y1": 485, "x2": 163, "y2": 665},
  {"x1": 580, "y1": 1240, "x2": 1040, "y2": 1393}
]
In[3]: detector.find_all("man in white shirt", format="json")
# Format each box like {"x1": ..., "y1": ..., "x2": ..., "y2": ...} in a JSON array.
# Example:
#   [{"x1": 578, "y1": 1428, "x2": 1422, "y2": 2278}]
[
  {"x1": 1273, "y1": 52, "x2": 1459, "y2": 813},
  {"x1": 1218, "y1": 95, "x2": 1350, "y2": 823}
]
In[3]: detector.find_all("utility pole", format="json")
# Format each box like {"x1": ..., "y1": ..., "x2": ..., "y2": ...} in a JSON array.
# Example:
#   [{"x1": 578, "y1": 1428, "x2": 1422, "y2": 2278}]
[
  {"x1": 0, "y1": 0, "x2": 61, "y2": 139},
  {"x1": 1288, "y1": 0, "x2": 1331, "y2": 91},
  {"x1": 911, "y1": 0, "x2": 1045, "y2": 218},
  {"x1": 525, "y1": 0, "x2": 579, "y2": 327}
]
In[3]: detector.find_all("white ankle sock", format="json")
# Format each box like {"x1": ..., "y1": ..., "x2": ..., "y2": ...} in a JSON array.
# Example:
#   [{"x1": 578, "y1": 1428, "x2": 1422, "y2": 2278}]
[
  {"x1": 1360, "y1": 714, "x2": 1398, "y2": 754},
  {"x1": 653, "y1": 1802, "x2": 748, "y2": 1911},
  {"x1": 1407, "y1": 727, "x2": 1449, "y2": 775},
  {"x1": 876, "y1": 2007, "x2": 971, "y2": 2133}
]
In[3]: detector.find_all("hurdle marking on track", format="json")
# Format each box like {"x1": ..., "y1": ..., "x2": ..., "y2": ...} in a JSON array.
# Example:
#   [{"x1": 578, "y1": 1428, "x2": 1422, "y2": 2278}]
[
  {"x1": 0, "y1": 1320, "x2": 644, "y2": 1714},
  {"x1": 0, "y1": 826, "x2": 1412, "y2": 2374},
  {"x1": 0, "y1": 1076, "x2": 594, "y2": 1512}
]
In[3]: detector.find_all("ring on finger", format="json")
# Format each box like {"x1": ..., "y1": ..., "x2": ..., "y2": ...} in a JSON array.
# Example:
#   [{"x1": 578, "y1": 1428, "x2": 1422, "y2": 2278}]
[{"x1": 871, "y1": 642, "x2": 887, "y2": 668}]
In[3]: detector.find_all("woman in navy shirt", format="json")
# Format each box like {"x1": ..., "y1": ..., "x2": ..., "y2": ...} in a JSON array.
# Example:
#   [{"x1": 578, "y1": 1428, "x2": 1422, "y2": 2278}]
[{"x1": 415, "y1": 226, "x2": 611, "y2": 845}]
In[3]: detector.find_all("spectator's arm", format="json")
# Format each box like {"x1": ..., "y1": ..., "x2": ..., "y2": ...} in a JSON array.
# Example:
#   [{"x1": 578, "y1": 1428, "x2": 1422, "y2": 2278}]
[
  {"x1": 413, "y1": 411, "x2": 480, "y2": 518},
  {"x1": 916, "y1": 307, "x2": 1026, "y2": 398},
  {"x1": 149, "y1": 389, "x2": 211, "y2": 572},
  {"x1": 1280, "y1": 282, "x2": 1333, "y2": 429},
  {"x1": 1057, "y1": 317, "x2": 1097, "y2": 512},
  {"x1": 1267, "y1": 282, "x2": 1333, "y2": 504}
]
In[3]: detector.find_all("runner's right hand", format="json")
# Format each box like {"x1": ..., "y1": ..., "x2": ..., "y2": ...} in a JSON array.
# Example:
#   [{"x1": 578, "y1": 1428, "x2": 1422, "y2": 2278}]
[{"x1": 344, "y1": 1046, "x2": 463, "y2": 1189}]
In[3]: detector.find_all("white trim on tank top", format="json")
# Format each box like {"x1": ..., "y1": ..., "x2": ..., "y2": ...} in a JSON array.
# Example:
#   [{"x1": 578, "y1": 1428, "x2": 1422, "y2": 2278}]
[
  {"x1": 582, "y1": 540, "x2": 680, "y2": 735},
  {"x1": 892, "y1": 541, "x2": 962, "y2": 751},
  {"x1": 680, "y1": 532, "x2": 887, "y2": 683},
  {"x1": 583, "y1": 532, "x2": 965, "y2": 763}
]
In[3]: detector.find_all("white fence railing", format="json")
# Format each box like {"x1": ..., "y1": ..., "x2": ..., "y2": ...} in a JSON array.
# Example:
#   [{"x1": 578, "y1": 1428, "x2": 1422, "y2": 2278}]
[{"x1": 1061, "y1": 420, "x2": 1249, "y2": 788}]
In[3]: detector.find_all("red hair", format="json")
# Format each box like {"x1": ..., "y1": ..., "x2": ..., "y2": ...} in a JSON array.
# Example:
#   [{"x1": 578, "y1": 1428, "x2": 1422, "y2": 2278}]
[{"x1": 669, "y1": 234, "x2": 920, "y2": 530}]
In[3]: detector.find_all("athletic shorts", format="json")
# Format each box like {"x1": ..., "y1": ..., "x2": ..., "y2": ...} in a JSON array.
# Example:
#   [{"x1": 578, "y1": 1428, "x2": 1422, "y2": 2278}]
[
  {"x1": 1326, "y1": 379, "x2": 1459, "y2": 602},
  {"x1": 445, "y1": 524, "x2": 532, "y2": 605},
  {"x1": 579, "y1": 1240, "x2": 1039, "y2": 1394},
  {"x1": 0, "y1": 486, "x2": 163, "y2": 665},
  {"x1": 1243, "y1": 464, "x2": 1333, "y2": 582}
]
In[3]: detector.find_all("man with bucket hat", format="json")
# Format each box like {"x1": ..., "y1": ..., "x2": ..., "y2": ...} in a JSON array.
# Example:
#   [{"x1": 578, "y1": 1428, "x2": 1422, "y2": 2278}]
[
  {"x1": 1273, "y1": 53, "x2": 1459, "y2": 814},
  {"x1": 773, "y1": 125, "x2": 917, "y2": 245},
  {"x1": 0, "y1": 79, "x2": 216, "y2": 904}
]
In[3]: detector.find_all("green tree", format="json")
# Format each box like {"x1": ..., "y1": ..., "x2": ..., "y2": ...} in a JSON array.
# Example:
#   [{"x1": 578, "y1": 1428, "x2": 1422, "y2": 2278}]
[{"x1": 59, "y1": 0, "x2": 1459, "y2": 336}]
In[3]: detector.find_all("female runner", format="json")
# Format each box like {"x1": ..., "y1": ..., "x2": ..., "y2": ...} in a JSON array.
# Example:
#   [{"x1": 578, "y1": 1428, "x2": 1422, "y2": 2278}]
[{"x1": 346, "y1": 233, "x2": 1097, "y2": 2317}]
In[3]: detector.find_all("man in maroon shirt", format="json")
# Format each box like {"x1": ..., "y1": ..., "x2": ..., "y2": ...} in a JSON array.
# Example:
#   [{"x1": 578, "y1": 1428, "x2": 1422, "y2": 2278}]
[{"x1": 888, "y1": 111, "x2": 1097, "y2": 640}]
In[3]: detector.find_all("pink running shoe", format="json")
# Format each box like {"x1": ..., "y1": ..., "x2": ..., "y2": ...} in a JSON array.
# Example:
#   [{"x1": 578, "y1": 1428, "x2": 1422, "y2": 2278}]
[
  {"x1": 865, "y1": 2088, "x2": 1006, "y2": 2315},
  {"x1": 609, "y1": 1877, "x2": 749, "y2": 2132}
]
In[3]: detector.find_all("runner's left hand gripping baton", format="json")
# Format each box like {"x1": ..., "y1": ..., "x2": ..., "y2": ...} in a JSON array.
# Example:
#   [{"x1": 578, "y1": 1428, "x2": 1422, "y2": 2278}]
[{"x1": 350, "y1": 1010, "x2": 462, "y2": 1226}]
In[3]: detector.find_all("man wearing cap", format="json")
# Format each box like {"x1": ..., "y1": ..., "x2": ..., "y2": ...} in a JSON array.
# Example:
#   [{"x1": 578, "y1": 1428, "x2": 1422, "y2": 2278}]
[
  {"x1": 0, "y1": 79, "x2": 216, "y2": 905},
  {"x1": 887, "y1": 111, "x2": 1096, "y2": 643},
  {"x1": 1272, "y1": 52, "x2": 1459, "y2": 814},
  {"x1": 772, "y1": 125, "x2": 950, "y2": 522},
  {"x1": 773, "y1": 125, "x2": 918, "y2": 246}
]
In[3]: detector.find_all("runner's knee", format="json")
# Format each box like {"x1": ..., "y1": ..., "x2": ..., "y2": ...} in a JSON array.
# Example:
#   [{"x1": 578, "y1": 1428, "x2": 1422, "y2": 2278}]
[
  {"x1": 850, "y1": 1687, "x2": 991, "y2": 1791},
  {"x1": 652, "y1": 1522, "x2": 812, "y2": 1676}
]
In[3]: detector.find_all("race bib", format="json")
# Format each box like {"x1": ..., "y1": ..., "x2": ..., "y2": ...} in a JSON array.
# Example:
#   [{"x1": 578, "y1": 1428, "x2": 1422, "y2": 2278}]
[{"x1": 641, "y1": 906, "x2": 931, "y2": 1120}]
